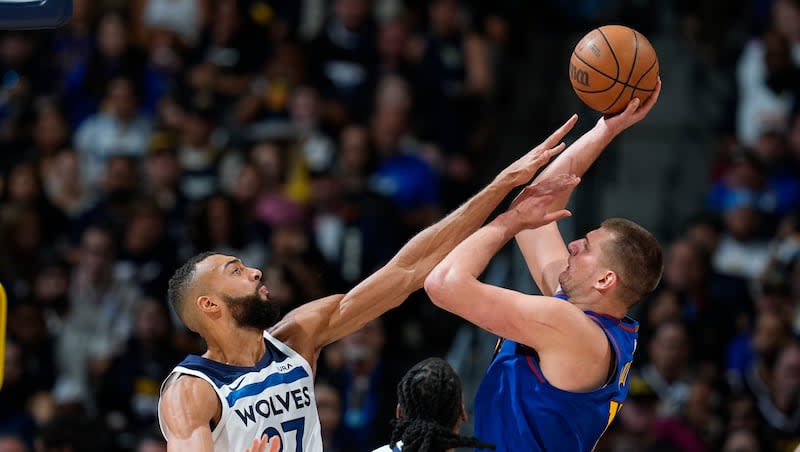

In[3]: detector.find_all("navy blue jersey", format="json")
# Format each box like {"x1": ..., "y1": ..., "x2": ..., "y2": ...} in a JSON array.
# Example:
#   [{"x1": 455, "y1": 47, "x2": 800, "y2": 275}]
[{"x1": 473, "y1": 291, "x2": 639, "y2": 451}]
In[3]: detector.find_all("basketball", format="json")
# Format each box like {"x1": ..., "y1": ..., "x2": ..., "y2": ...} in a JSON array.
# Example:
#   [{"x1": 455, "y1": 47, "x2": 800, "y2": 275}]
[{"x1": 569, "y1": 25, "x2": 659, "y2": 114}]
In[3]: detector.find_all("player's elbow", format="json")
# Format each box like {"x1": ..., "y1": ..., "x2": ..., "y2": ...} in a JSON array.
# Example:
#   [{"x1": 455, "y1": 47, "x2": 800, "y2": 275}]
[{"x1": 424, "y1": 265, "x2": 461, "y2": 309}]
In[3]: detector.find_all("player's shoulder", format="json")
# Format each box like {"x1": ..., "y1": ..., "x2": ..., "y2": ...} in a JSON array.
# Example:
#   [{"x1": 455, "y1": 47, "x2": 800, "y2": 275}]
[{"x1": 161, "y1": 373, "x2": 217, "y2": 411}]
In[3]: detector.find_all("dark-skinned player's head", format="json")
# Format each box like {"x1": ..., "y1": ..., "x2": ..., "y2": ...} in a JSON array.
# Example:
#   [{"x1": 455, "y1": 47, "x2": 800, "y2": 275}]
[
  {"x1": 559, "y1": 218, "x2": 663, "y2": 309},
  {"x1": 390, "y1": 357, "x2": 495, "y2": 451},
  {"x1": 167, "y1": 252, "x2": 279, "y2": 333}
]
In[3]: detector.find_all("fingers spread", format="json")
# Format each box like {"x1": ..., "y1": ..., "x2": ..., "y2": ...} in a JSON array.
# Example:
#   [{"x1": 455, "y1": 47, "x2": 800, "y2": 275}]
[{"x1": 544, "y1": 114, "x2": 578, "y2": 148}]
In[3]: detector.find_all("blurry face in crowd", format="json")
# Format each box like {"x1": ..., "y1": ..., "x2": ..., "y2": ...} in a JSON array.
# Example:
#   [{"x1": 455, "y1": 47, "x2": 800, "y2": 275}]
[
  {"x1": 8, "y1": 162, "x2": 39, "y2": 203},
  {"x1": 250, "y1": 142, "x2": 284, "y2": 185},
  {"x1": 727, "y1": 397, "x2": 759, "y2": 432},
  {"x1": 0, "y1": 435, "x2": 28, "y2": 452},
  {"x1": 145, "y1": 150, "x2": 180, "y2": 189},
  {"x1": 752, "y1": 311, "x2": 790, "y2": 358},
  {"x1": 4, "y1": 342, "x2": 23, "y2": 385},
  {"x1": 334, "y1": 0, "x2": 370, "y2": 30},
  {"x1": 726, "y1": 158, "x2": 763, "y2": 190},
  {"x1": 263, "y1": 264, "x2": 295, "y2": 309},
  {"x1": 80, "y1": 227, "x2": 113, "y2": 279},
  {"x1": 685, "y1": 222, "x2": 720, "y2": 254},
  {"x1": 722, "y1": 430, "x2": 761, "y2": 452},
  {"x1": 647, "y1": 290, "x2": 682, "y2": 327},
  {"x1": 773, "y1": 0, "x2": 800, "y2": 41},
  {"x1": 126, "y1": 207, "x2": 164, "y2": 253},
  {"x1": 9, "y1": 304, "x2": 48, "y2": 345},
  {"x1": 34, "y1": 104, "x2": 68, "y2": 153},
  {"x1": 378, "y1": 19, "x2": 409, "y2": 60},
  {"x1": 664, "y1": 239, "x2": 707, "y2": 293},
  {"x1": 34, "y1": 264, "x2": 69, "y2": 304},
  {"x1": 135, "y1": 299, "x2": 170, "y2": 342},
  {"x1": 429, "y1": 0, "x2": 460, "y2": 35},
  {"x1": 0, "y1": 33, "x2": 33, "y2": 66},
  {"x1": 137, "y1": 438, "x2": 167, "y2": 452},
  {"x1": 771, "y1": 344, "x2": 800, "y2": 409},
  {"x1": 648, "y1": 322, "x2": 690, "y2": 381},
  {"x1": 103, "y1": 156, "x2": 138, "y2": 194},
  {"x1": 232, "y1": 163, "x2": 262, "y2": 203},
  {"x1": 107, "y1": 78, "x2": 138, "y2": 121},
  {"x1": 372, "y1": 106, "x2": 407, "y2": 156},
  {"x1": 339, "y1": 125, "x2": 370, "y2": 174},
  {"x1": 341, "y1": 318, "x2": 385, "y2": 366},
  {"x1": 725, "y1": 206, "x2": 760, "y2": 242},
  {"x1": 289, "y1": 87, "x2": 319, "y2": 127},
  {"x1": 54, "y1": 151, "x2": 81, "y2": 192},
  {"x1": 207, "y1": 196, "x2": 234, "y2": 244},
  {"x1": 314, "y1": 383, "x2": 342, "y2": 435},
  {"x1": 13, "y1": 209, "x2": 41, "y2": 253},
  {"x1": 98, "y1": 13, "x2": 128, "y2": 58}
]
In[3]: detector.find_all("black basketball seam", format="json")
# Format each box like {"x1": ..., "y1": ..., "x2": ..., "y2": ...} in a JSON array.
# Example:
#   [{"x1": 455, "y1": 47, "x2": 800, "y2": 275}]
[
  {"x1": 601, "y1": 28, "x2": 639, "y2": 113},
  {"x1": 631, "y1": 34, "x2": 658, "y2": 93},
  {"x1": 596, "y1": 28, "x2": 620, "y2": 80},
  {"x1": 572, "y1": 52, "x2": 655, "y2": 93}
]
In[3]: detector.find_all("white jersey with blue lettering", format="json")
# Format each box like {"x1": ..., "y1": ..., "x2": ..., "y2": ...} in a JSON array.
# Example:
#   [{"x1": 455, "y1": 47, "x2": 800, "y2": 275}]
[{"x1": 158, "y1": 331, "x2": 322, "y2": 452}]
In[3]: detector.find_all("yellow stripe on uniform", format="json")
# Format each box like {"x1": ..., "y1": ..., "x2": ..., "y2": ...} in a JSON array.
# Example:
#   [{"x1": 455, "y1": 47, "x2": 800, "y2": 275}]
[{"x1": 0, "y1": 282, "x2": 6, "y2": 390}]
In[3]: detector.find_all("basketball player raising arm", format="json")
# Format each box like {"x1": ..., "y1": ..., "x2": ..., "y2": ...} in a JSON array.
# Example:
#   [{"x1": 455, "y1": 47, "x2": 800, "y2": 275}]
[
  {"x1": 424, "y1": 83, "x2": 663, "y2": 451},
  {"x1": 157, "y1": 116, "x2": 579, "y2": 452}
]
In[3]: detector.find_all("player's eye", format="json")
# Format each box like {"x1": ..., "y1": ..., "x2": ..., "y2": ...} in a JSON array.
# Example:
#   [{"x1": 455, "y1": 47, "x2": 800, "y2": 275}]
[{"x1": 233, "y1": 267, "x2": 241, "y2": 275}]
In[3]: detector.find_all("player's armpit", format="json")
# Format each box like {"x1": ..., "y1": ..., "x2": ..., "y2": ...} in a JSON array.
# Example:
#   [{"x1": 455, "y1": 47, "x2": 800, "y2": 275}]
[
  {"x1": 272, "y1": 265, "x2": 413, "y2": 359},
  {"x1": 160, "y1": 376, "x2": 219, "y2": 452}
]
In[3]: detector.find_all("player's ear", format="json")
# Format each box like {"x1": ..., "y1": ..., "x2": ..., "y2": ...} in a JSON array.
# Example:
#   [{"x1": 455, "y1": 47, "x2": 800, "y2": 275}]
[
  {"x1": 595, "y1": 270, "x2": 617, "y2": 291},
  {"x1": 196, "y1": 295, "x2": 220, "y2": 313},
  {"x1": 395, "y1": 404, "x2": 403, "y2": 420}
]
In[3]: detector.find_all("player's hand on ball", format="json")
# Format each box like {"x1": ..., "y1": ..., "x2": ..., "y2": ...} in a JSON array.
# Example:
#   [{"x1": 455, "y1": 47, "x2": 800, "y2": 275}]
[
  {"x1": 244, "y1": 434, "x2": 281, "y2": 452},
  {"x1": 498, "y1": 114, "x2": 578, "y2": 187},
  {"x1": 600, "y1": 77, "x2": 661, "y2": 136},
  {"x1": 507, "y1": 174, "x2": 580, "y2": 230}
]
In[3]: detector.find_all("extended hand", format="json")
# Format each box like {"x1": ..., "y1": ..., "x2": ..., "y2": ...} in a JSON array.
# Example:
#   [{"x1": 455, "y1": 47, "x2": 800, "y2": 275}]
[
  {"x1": 600, "y1": 77, "x2": 661, "y2": 136},
  {"x1": 243, "y1": 435, "x2": 281, "y2": 452},
  {"x1": 506, "y1": 174, "x2": 580, "y2": 230},
  {"x1": 497, "y1": 114, "x2": 579, "y2": 187}
]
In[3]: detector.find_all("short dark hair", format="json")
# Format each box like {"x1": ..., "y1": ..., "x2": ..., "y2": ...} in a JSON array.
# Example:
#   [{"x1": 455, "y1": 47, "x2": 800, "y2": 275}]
[
  {"x1": 167, "y1": 252, "x2": 217, "y2": 325},
  {"x1": 390, "y1": 358, "x2": 495, "y2": 451},
  {"x1": 600, "y1": 218, "x2": 664, "y2": 308}
]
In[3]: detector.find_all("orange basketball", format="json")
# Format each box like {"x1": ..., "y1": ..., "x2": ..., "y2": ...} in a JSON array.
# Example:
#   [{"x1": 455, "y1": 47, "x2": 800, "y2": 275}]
[{"x1": 569, "y1": 25, "x2": 659, "y2": 114}]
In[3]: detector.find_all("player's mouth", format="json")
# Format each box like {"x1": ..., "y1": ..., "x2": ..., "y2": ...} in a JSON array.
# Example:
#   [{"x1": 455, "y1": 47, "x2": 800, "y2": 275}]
[{"x1": 259, "y1": 284, "x2": 269, "y2": 297}]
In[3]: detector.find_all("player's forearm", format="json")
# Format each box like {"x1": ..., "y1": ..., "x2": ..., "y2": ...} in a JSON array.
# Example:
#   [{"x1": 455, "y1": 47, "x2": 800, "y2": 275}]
[
  {"x1": 534, "y1": 121, "x2": 615, "y2": 210},
  {"x1": 425, "y1": 214, "x2": 516, "y2": 301},
  {"x1": 391, "y1": 176, "x2": 517, "y2": 287}
]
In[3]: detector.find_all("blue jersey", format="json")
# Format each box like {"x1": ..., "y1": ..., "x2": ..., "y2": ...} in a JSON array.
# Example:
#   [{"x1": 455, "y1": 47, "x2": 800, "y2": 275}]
[{"x1": 473, "y1": 292, "x2": 639, "y2": 451}]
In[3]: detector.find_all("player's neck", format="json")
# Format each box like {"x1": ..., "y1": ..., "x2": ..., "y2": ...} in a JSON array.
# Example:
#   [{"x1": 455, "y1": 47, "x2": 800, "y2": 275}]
[
  {"x1": 203, "y1": 326, "x2": 266, "y2": 367},
  {"x1": 573, "y1": 296, "x2": 627, "y2": 319}
]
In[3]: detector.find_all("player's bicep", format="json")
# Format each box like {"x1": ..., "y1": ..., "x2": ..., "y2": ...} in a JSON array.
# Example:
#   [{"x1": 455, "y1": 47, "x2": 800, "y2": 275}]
[
  {"x1": 160, "y1": 377, "x2": 218, "y2": 452},
  {"x1": 515, "y1": 222, "x2": 569, "y2": 295},
  {"x1": 432, "y1": 276, "x2": 574, "y2": 350}
]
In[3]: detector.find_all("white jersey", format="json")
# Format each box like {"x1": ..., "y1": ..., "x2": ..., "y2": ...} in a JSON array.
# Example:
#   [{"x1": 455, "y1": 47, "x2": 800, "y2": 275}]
[
  {"x1": 373, "y1": 441, "x2": 403, "y2": 451},
  {"x1": 158, "y1": 331, "x2": 322, "y2": 452}
]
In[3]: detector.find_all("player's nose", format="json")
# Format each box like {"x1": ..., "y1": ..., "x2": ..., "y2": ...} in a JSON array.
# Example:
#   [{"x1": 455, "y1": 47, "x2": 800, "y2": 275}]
[{"x1": 251, "y1": 268, "x2": 262, "y2": 281}]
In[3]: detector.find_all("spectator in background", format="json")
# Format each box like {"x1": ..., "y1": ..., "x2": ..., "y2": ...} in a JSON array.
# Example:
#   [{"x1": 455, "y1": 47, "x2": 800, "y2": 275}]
[
  {"x1": 0, "y1": 206, "x2": 45, "y2": 303},
  {"x1": 250, "y1": 140, "x2": 308, "y2": 226},
  {"x1": 309, "y1": 0, "x2": 379, "y2": 126},
  {"x1": 187, "y1": 192, "x2": 268, "y2": 270},
  {"x1": 176, "y1": 101, "x2": 225, "y2": 200},
  {"x1": 369, "y1": 98, "x2": 440, "y2": 230},
  {"x1": 73, "y1": 76, "x2": 152, "y2": 189},
  {"x1": 7, "y1": 303, "x2": 57, "y2": 394},
  {"x1": 143, "y1": 130, "x2": 189, "y2": 243},
  {"x1": 96, "y1": 298, "x2": 179, "y2": 433},
  {"x1": 0, "y1": 341, "x2": 37, "y2": 447},
  {"x1": 750, "y1": 341, "x2": 800, "y2": 450},
  {"x1": 325, "y1": 318, "x2": 407, "y2": 451},
  {"x1": 56, "y1": 225, "x2": 140, "y2": 411},
  {"x1": 115, "y1": 199, "x2": 177, "y2": 297},
  {"x1": 629, "y1": 321, "x2": 694, "y2": 417},
  {"x1": 43, "y1": 149, "x2": 93, "y2": 219},
  {"x1": 63, "y1": 10, "x2": 146, "y2": 127},
  {"x1": 315, "y1": 381, "x2": 344, "y2": 452},
  {"x1": 0, "y1": 434, "x2": 29, "y2": 452}
]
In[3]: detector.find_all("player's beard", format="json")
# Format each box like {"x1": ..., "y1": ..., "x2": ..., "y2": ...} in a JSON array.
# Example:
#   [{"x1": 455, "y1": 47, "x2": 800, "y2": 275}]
[{"x1": 224, "y1": 284, "x2": 280, "y2": 331}]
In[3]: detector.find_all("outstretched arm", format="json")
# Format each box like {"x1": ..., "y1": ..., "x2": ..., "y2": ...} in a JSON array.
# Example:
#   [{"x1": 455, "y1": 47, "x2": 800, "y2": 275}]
[
  {"x1": 516, "y1": 80, "x2": 661, "y2": 295},
  {"x1": 424, "y1": 175, "x2": 590, "y2": 350},
  {"x1": 270, "y1": 116, "x2": 579, "y2": 361}
]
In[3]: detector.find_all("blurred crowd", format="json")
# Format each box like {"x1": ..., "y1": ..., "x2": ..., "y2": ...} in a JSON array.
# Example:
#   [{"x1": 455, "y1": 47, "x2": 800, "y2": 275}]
[{"x1": 3, "y1": 0, "x2": 800, "y2": 452}]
